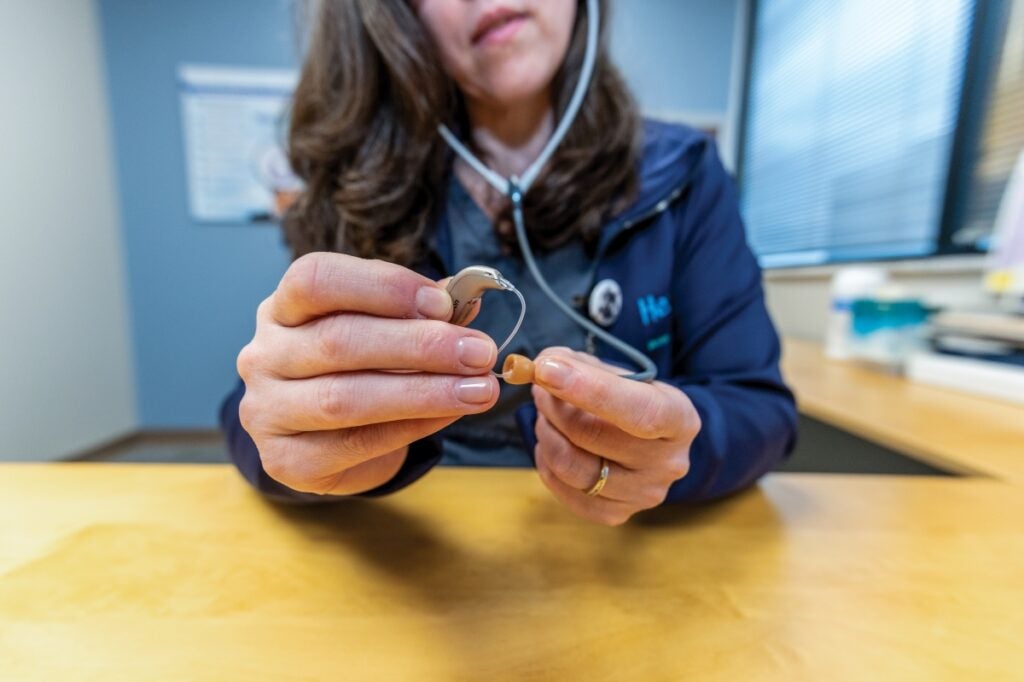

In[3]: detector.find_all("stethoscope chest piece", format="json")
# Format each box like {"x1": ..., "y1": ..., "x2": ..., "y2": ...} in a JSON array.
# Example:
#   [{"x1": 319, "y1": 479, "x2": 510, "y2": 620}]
[{"x1": 588, "y1": 278, "x2": 623, "y2": 327}]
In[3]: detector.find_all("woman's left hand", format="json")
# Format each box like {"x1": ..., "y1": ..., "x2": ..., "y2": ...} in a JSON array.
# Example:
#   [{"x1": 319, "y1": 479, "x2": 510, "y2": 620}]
[{"x1": 530, "y1": 347, "x2": 701, "y2": 526}]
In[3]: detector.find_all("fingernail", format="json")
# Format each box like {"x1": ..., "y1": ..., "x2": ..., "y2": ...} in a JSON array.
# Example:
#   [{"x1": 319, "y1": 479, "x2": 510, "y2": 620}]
[
  {"x1": 457, "y1": 337, "x2": 494, "y2": 369},
  {"x1": 455, "y1": 377, "x2": 494, "y2": 404},
  {"x1": 416, "y1": 286, "x2": 451, "y2": 320},
  {"x1": 536, "y1": 358, "x2": 572, "y2": 389}
]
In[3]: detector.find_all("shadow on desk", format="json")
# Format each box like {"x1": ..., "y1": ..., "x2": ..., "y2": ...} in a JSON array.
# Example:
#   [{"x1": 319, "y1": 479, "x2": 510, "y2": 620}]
[
  {"x1": 265, "y1": 485, "x2": 786, "y2": 677},
  {"x1": 778, "y1": 416, "x2": 956, "y2": 476}
]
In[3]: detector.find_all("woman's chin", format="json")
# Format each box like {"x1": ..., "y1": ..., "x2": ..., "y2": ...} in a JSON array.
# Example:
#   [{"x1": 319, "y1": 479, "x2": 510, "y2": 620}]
[{"x1": 477, "y1": 72, "x2": 555, "y2": 108}]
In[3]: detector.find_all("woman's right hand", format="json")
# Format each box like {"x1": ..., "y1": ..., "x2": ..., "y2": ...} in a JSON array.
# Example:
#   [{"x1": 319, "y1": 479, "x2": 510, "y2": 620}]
[{"x1": 236, "y1": 253, "x2": 499, "y2": 496}]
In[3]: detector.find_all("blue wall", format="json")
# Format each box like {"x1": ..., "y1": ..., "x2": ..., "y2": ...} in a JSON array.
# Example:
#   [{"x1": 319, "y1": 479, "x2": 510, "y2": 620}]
[
  {"x1": 98, "y1": 0, "x2": 296, "y2": 427},
  {"x1": 612, "y1": 0, "x2": 740, "y2": 116},
  {"x1": 98, "y1": 0, "x2": 740, "y2": 429}
]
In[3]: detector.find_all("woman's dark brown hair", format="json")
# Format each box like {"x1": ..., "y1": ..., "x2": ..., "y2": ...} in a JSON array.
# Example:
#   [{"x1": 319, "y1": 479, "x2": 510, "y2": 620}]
[{"x1": 285, "y1": 0, "x2": 640, "y2": 266}]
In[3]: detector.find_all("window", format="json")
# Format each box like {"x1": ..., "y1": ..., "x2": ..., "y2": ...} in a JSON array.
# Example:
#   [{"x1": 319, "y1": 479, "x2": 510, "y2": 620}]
[{"x1": 738, "y1": 0, "x2": 976, "y2": 268}]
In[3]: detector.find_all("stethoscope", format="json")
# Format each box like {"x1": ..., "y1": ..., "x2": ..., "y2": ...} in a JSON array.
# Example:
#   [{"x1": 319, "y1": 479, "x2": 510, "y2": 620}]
[{"x1": 440, "y1": 0, "x2": 657, "y2": 383}]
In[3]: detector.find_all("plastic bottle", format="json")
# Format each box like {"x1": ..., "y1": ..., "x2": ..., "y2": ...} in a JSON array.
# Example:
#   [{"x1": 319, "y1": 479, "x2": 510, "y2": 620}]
[{"x1": 825, "y1": 267, "x2": 889, "y2": 359}]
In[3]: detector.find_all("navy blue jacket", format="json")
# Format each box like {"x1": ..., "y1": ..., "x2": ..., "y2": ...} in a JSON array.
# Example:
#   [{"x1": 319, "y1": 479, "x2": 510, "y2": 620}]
[{"x1": 220, "y1": 120, "x2": 798, "y2": 504}]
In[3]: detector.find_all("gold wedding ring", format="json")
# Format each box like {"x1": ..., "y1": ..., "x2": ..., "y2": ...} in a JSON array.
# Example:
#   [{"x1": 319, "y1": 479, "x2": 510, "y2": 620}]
[{"x1": 585, "y1": 458, "x2": 610, "y2": 497}]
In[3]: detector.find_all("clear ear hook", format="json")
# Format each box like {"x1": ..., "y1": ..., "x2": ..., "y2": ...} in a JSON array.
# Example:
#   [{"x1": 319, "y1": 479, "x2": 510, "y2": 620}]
[
  {"x1": 493, "y1": 278, "x2": 526, "y2": 356},
  {"x1": 444, "y1": 266, "x2": 526, "y2": 377}
]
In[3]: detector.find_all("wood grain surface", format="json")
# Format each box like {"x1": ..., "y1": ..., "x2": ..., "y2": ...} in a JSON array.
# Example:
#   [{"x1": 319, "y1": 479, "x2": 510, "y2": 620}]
[
  {"x1": 782, "y1": 338, "x2": 1024, "y2": 481},
  {"x1": 1, "y1": 464, "x2": 1022, "y2": 681}
]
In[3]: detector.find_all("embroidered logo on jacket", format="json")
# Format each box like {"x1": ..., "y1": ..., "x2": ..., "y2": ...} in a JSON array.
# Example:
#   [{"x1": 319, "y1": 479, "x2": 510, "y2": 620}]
[{"x1": 637, "y1": 294, "x2": 671, "y2": 326}]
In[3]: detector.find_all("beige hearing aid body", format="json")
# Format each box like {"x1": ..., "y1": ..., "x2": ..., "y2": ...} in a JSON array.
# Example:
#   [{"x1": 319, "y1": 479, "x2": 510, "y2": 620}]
[{"x1": 446, "y1": 266, "x2": 506, "y2": 326}]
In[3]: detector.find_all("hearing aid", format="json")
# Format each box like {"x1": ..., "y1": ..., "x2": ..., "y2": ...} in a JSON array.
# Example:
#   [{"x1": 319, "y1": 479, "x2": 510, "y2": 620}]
[
  {"x1": 445, "y1": 266, "x2": 532, "y2": 382},
  {"x1": 446, "y1": 266, "x2": 509, "y2": 326}
]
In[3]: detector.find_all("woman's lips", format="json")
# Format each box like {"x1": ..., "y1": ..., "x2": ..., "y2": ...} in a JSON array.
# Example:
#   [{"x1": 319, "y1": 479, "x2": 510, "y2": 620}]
[{"x1": 473, "y1": 12, "x2": 529, "y2": 47}]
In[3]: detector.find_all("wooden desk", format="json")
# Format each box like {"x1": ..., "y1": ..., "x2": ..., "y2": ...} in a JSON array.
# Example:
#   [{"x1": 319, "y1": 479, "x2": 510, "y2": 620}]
[
  {"x1": 1, "y1": 464, "x2": 1022, "y2": 681},
  {"x1": 782, "y1": 338, "x2": 1024, "y2": 481}
]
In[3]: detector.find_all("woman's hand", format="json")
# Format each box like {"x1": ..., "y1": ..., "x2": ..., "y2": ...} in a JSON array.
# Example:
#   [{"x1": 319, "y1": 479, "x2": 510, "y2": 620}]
[
  {"x1": 236, "y1": 253, "x2": 499, "y2": 496},
  {"x1": 530, "y1": 348, "x2": 701, "y2": 525}
]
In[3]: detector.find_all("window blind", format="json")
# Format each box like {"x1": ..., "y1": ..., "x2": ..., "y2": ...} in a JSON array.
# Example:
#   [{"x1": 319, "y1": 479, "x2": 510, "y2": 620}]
[{"x1": 740, "y1": 0, "x2": 975, "y2": 268}]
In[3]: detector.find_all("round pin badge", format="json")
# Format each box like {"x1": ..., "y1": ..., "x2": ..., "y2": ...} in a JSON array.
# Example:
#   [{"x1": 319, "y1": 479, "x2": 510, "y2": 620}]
[{"x1": 588, "y1": 278, "x2": 623, "y2": 327}]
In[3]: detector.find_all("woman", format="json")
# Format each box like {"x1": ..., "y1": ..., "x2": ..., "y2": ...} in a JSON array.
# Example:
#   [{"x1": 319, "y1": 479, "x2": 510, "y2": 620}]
[{"x1": 221, "y1": 0, "x2": 797, "y2": 525}]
